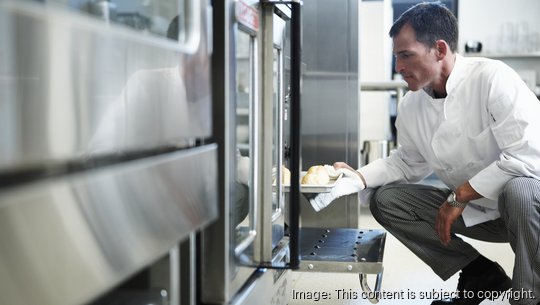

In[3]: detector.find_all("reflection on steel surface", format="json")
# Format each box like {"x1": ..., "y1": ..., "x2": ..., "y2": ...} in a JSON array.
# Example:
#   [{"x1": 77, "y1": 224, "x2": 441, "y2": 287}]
[
  {"x1": 0, "y1": 145, "x2": 218, "y2": 305},
  {"x1": 0, "y1": 1, "x2": 211, "y2": 171}
]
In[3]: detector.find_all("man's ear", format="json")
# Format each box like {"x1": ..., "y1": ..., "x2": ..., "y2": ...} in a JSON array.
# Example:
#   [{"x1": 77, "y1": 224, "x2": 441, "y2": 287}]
[{"x1": 435, "y1": 40, "x2": 448, "y2": 60}]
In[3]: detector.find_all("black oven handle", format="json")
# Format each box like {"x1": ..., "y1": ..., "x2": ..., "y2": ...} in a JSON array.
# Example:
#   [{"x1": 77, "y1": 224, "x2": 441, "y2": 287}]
[{"x1": 289, "y1": 0, "x2": 302, "y2": 270}]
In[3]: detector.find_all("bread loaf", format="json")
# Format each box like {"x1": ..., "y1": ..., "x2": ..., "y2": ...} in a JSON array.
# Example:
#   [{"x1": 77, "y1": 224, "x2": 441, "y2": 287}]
[
  {"x1": 282, "y1": 166, "x2": 291, "y2": 185},
  {"x1": 272, "y1": 165, "x2": 291, "y2": 185},
  {"x1": 301, "y1": 165, "x2": 330, "y2": 185}
]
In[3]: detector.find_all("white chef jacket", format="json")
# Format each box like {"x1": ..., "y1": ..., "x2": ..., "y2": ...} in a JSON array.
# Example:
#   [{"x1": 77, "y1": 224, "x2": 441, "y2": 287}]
[{"x1": 359, "y1": 54, "x2": 540, "y2": 226}]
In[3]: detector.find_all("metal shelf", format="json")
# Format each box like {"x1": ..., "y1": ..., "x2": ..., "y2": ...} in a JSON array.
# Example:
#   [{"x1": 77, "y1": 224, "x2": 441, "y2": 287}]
[
  {"x1": 361, "y1": 80, "x2": 408, "y2": 106},
  {"x1": 464, "y1": 52, "x2": 540, "y2": 59},
  {"x1": 361, "y1": 81, "x2": 408, "y2": 91}
]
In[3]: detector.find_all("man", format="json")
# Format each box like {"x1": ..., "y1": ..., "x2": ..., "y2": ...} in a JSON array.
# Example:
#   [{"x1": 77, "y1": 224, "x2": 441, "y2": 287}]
[{"x1": 331, "y1": 2, "x2": 540, "y2": 305}]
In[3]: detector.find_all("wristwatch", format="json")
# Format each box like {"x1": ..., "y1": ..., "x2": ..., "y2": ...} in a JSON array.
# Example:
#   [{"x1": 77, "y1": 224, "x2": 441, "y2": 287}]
[{"x1": 446, "y1": 191, "x2": 468, "y2": 208}]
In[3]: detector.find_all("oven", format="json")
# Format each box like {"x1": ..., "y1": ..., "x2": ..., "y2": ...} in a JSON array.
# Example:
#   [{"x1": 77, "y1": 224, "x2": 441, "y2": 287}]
[
  {"x1": 0, "y1": 1, "x2": 387, "y2": 304},
  {"x1": 0, "y1": 1, "x2": 216, "y2": 305}
]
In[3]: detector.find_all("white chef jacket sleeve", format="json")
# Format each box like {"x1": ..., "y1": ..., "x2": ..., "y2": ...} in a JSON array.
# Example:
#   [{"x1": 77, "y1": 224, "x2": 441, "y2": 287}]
[
  {"x1": 469, "y1": 64, "x2": 540, "y2": 200},
  {"x1": 359, "y1": 107, "x2": 432, "y2": 188}
]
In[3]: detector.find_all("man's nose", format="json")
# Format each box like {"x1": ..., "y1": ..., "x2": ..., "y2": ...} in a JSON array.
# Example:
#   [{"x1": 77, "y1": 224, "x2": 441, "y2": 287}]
[{"x1": 394, "y1": 58, "x2": 404, "y2": 73}]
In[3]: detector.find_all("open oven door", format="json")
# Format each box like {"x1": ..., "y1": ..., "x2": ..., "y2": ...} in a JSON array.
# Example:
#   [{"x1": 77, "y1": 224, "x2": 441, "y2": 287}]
[{"x1": 243, "y1": 1, "x2": 388, "y2": 303}]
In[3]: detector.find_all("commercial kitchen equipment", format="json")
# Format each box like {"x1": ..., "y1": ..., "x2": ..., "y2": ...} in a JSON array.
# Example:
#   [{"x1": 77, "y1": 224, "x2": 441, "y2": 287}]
[
  {"x1": 0, "y1": 1, "x2": 387, "y2": 304},
  {"x1": 205, "y1": 1, "x2": 386, "y2": 304},
  {"x1": 0, "y1": 1, "x2": 216, "y2": 304}
]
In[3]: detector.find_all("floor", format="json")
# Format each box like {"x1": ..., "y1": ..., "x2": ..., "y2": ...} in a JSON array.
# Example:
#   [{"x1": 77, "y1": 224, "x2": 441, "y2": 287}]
[{"x1": 288, "y1": 205, "x2": 515, "y2": 305}]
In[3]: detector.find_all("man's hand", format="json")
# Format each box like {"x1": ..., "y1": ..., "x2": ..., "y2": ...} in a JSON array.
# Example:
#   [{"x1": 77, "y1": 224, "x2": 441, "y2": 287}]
[
  {"x1": 333, "y1": 162, "x2": 367, "y2": 187},
  {"x1": 436, "y1": 181, "x2": 483, "y2": 246},
  {"x1": 308, "y1": 162, "x2": 367, "y2": 212},
  {"x1": 435, "y1": 202, "x2": 465, "y2": 246}
]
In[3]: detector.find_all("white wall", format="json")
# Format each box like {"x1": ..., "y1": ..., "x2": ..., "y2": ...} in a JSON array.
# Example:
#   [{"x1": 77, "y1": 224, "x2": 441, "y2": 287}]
[
  {"x1": 459, "y1": 0, "x2": 540, "y2": 54},
  {"x1": 459, "y1": 0, "x2": 540, "y2": 90},
  {"x1": 359, "y1": 0, "x2": 394, "y2": 145}
]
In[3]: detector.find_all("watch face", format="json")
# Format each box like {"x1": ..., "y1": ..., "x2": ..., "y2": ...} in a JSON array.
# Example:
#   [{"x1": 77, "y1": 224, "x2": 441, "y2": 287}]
[{"x1": 447, "y1": 192, "x2": 466, "y2": 208}]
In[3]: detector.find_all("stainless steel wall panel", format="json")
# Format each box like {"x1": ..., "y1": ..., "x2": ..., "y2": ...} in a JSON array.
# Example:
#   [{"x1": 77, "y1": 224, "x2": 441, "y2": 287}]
[
  {"x1": 301, "y1": 2, "x2": 359, "y2": 166},
  {"x1": 0, "y1": 1, "x2": 212, "y2": 171},
  {"x1": 0, "y1": 7, "x2": 17, "y2": 165},
  {"x1": 300, "y1": 0, "x2": 360, "y2": 228},
  {"x1": 0, "y1": 145, "x2": 218, "y2": 305}
]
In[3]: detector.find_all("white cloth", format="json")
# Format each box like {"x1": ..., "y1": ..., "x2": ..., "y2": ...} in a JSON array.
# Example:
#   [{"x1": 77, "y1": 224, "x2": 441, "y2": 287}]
[
  {"x1": 358, "y1": 54, "x2": 540, "y2": 226},
  {"x1": 309, "y1": 167, "x2": 366, "y2": 212}
]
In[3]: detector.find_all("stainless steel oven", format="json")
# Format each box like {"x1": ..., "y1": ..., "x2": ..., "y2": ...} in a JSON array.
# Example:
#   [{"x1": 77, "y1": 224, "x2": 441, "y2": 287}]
[
  {"x1": 0, "y1": 1, "x2": 216, "y2": 305},
  {"x1": 0, "y1": 1, "x2": 387, "y2": 304}
]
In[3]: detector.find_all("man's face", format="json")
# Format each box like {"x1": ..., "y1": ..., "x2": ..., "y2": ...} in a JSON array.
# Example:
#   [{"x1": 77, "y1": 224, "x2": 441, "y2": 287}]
[{"x1": 392, "y1": 24, "x2": 439, "y2": 92}]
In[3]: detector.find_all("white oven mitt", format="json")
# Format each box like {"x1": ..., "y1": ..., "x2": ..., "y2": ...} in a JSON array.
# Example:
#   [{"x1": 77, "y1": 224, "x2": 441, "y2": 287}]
[{"x1": 309, "y1": 166, "x2": 365, "y2": 212}]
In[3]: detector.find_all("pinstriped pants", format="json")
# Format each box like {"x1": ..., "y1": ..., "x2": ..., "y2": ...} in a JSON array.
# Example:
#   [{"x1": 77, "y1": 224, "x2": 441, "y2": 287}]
[{"x1": 370, "y1": 177, "x2": 540, "y2": 305}]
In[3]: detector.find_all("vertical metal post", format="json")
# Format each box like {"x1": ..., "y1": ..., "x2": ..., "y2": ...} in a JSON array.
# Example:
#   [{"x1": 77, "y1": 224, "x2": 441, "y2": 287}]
[
  {"x1": 289, "y1": 1, "x2": 302, "y2": 270},
  {"x1": 169, "y1": 245, "x2": 180, "y2": 305}
]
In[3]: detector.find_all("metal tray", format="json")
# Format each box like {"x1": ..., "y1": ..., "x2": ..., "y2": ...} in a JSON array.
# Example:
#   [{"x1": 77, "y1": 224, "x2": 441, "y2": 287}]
[{"x1": 282, "y1": 171, "x2": 343, "y2": 193}]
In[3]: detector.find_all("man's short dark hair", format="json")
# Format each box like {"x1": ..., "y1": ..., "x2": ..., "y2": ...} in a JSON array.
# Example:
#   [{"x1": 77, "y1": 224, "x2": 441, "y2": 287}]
[{"x1": 389, "y1": 2, "x2": 458, "y2": 52}]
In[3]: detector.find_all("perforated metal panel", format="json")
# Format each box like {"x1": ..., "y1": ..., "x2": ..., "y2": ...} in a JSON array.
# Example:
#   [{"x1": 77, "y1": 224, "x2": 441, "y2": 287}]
[{"x1": 299, "y1": 227, "x2": 386, "y2": 274}]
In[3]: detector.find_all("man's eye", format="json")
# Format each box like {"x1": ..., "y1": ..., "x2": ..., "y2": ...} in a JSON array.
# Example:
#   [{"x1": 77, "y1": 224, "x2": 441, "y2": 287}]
[{"x1": 394, "y1": 53, "x2": 411, "y2": 60}]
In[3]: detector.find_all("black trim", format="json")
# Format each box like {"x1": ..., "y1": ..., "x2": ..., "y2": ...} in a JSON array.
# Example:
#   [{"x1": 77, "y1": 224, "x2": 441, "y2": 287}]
[{"x1": 289, "y1": 1, "x2": 302, "y2": 270}]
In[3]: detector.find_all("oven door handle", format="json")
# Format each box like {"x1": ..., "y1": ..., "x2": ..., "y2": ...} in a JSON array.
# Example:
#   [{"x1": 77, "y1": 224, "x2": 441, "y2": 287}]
[
  {"x1": 253, "y1": 0, "x2": 301, "y2": 271},
  {"x1": 288, "y1": 0, "x2": 302, "y2": 270}
]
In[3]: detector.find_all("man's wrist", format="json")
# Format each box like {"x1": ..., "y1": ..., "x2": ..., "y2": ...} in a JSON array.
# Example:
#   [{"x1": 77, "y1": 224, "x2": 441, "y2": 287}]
[
  {"x1": 455, "y1": 181, "x2": 483, "y2": 203},
  {"x1": 357, "y1": 171, "x2": 367, "y2": 189},
  {"x1": 447, "y1": 191, "x2": 468, "y2": 208}
]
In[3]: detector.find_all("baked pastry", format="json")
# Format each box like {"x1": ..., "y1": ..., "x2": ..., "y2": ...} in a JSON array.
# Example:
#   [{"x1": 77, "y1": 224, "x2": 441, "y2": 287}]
[
  {"x1": 272, "y1": 165, "x2": 291, "y2": 185},
  {"x1": 282, "y1": 166, "x2": 291, "y2": 185},
  {"x1": 301, "y1": 165, "x2": 330, "y2": 185}
]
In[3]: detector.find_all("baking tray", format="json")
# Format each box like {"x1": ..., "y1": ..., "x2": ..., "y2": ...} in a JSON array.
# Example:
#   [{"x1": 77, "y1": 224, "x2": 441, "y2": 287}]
[{"x1": 281, "y1": 171, "x2": 343, "y2": 193}]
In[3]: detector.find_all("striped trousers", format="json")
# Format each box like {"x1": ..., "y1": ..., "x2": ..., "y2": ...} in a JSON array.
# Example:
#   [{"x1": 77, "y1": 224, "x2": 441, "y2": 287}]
[{"x1": 370, "y1": 177, "x2": 540, "y2": 305}]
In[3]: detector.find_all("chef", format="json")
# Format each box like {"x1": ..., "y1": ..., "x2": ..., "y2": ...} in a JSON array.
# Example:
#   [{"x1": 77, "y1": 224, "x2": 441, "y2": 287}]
[{"x1": 321, "y1": 3, "x2": 540, "y2": 305}]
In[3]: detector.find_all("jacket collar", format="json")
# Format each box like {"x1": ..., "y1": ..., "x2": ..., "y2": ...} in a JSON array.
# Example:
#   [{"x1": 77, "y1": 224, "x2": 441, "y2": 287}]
[{"x1": 445, "y1": 53, "x2": 469, "y2": 96}]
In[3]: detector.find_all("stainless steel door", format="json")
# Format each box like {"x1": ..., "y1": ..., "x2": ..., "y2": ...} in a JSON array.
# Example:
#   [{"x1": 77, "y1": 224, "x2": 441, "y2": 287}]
[
  {"x1": 234, "y1": 26, "x2": 259, "y2": 257},
  {"x1": 0, "y1": 1, "x2": 216, "y2": 305},
  {"x1": 0, "y1": 146, "x2": 218, "y2": 305},
  {"x1": 258, "y1": 4, "x2": 289, "y2": 263},
  {"x1": 201, "y1": 1, "x2": 262, "y2": 303},
  {"x1": 201, "y1": 1, "x2": 293, "y2": 304}
]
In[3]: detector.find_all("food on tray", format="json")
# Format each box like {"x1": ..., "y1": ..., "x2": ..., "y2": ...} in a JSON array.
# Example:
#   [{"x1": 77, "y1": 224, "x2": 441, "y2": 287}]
[
  {"x1": 272, "y1": 165, "x2": 291, "y2": 185},
  {"x1": 301, "y1": 165, "x2": 330, "y2": 185},
  {"x1": 282, "y1": 166, "x2": 291, "y2": 185}
]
